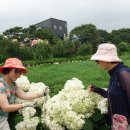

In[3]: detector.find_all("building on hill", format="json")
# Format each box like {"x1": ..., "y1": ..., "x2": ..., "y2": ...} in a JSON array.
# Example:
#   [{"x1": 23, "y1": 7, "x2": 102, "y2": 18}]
[{"x1": 34, "y1": 18, "x2": 68, "y2": 39}]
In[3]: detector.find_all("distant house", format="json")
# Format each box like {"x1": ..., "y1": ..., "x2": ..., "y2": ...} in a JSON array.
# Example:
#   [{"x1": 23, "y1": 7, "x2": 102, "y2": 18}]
[{"x1": 34, "y1": 18, "x2": 68, "y2": 39}]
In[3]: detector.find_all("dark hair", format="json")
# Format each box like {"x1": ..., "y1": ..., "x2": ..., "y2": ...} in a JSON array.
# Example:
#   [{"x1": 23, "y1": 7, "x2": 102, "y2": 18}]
[{"x1": 2, "y1": 68, "x2": 13, "y2": 75}]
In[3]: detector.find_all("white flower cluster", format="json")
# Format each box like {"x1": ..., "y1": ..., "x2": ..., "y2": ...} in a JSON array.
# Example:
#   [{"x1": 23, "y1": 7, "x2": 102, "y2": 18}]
[
  {"x1": 19, "y1": 107, "x2": 36, "y2": 120},
  {"x1": 97, "y1": 98, "x2": 108, "y2": 114},
  {"x1": 15, "y1": 117, "x2": 39, "y2": 130},
  {"x1": 29, "y1": 82, "x2": 47, "y2": 93},
  {"x1": 16, "y1": 75, "x2": 30, "y2": 91},
  {"x1": 15, "y1": 76, "x2": 108, "y2": 130},
  {"x1": 42, "y1": 78, "x2": 108, "y2": 130},
  {"x1": 15, "y1": 106, "x2": 39, "y2": 130},
  {"x1": 29, "y1": 82, "x2": 50, "y2": 107},
  {"x1": 15, "y1": 75, "x2": 50, "y2": 130}
]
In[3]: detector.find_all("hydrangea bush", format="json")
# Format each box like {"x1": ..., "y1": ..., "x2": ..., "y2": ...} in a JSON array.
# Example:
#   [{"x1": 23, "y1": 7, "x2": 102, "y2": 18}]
[
  {"x1": 42, "y1": 78, "x2": 109, "y2": 130},
  {"x1": 9, "y1": 76, "x2": 110, "y2": 130},
  {"x1": 14, "y1": 75, "x2": 50, "y2": 130}
]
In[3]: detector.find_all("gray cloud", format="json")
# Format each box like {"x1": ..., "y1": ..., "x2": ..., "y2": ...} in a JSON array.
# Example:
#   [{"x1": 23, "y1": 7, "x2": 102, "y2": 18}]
[{"x1": 0, "y1": 0, "x2": 130, "y2": 33}]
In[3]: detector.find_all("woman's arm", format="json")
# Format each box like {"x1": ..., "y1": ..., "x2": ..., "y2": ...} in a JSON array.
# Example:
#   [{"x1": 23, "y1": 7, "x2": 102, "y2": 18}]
[
  {"x1": 119, "y1": 70, "x2": 130, "y2": 109},
  {"x1": 0, "y1": 93, "x2": 23, "y2": 112},
  {"x1": 15, "y1": 85, "x2": 48, "y2": 100},
  {"x1": 15, "y1": 86, "x2": 39, "y2": 100},
  {"x1": 89, "y1": 85, "x2": 108, "y2": 98}
]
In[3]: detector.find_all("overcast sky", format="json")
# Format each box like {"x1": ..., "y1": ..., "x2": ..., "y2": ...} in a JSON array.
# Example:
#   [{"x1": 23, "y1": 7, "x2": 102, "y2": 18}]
[{"x1": 0, "y1": 0, "x2": 130, "y2": 33}]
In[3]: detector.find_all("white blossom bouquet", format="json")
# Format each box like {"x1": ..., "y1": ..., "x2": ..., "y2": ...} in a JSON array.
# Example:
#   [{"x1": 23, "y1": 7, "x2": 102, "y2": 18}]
[
  {"x1": 29, "y1": 82, "x2": 50, "y2": 107},
  {"x1": 42, "y1": 78, "x2": 108, "y2": 130},
  {"x1": 15, "y1": 117, "x2": 39, "y2": 130},
  {"x1": 15, "y1": 75, "x2": 50, "y2": 130},
  {"x1": 15, "y1": 76, "x2": 108, "y2": 130},
  {"x1": 16, "y1": 75, "x2": 30, "y2": 91}
]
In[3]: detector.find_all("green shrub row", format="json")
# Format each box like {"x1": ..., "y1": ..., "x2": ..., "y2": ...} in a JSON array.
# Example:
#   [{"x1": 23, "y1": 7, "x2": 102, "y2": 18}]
[{"x1": 23, "y1": 56, "x2": 90, "y2": 67}]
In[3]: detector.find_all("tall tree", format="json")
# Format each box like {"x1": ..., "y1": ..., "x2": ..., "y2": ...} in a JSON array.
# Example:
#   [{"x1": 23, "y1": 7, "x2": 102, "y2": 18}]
[
  {"x1": 110, "y1": 28, "x2": 130, "y2": 44},
  {"x1": 69, "y1": 24, "x2": 100, "y2": 51},
  {"x1": 98, "y1": 29, "x2": 110, "y2": 43}
]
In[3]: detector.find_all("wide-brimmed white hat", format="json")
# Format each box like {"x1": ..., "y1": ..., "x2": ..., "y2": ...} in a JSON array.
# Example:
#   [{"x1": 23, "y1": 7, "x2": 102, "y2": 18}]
[{"x1": 90, "y1": 43, "x2": 122, "y2": 62}]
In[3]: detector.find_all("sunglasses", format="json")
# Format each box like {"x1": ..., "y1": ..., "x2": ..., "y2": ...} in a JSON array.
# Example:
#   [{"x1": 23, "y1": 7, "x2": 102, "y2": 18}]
[{"x1": 14, "y1": 69, "x2": 23, "y2": 75}]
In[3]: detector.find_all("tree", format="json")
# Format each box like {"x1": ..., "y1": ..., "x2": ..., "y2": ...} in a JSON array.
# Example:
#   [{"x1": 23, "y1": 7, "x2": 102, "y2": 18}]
[
  {"x1": 5, "y1": 42, "x2": 20, "y2": 58},
  {"x1": 110, "y1": 28, "x2": 130, "y2": 44},
  {"x1": 27, "y1": 25, "x2": 37, "y2": 39},
  {"x1": 19, "y1": 47, "x2": 33, "y2": 60},
  {"x1": 33, "y1": 42, "x2": 52, "y2": 60},
  {"x1": 3, "y1": 26, "x2": 23, "y2": 36},
  {"x1": 52, "y1": 37, "x2": 63, "y2": 45},
  {"x1": 63, "y1": 40, "x2": 76, "y2": 57},
  {"x1": 69, "y1": 24, "x2": 100, "y2": 51},
  {"x1": 98, "y1": 29, "x2": 110, "y2": 43},
  {"x1": 52, "y1": 43, "x2": 65, "y2": 58},
  {"x1": 34, "y1": 29, "x2": 54, "y2": 44},
  {"x1": 0, "y1": 35, "x2": 3, "y2": 40},
  {"x1": 78, "y1": 43, "x2": 93, "y2": 56},
  {"x1": 118, "y1": 42, "x2": 128, "y2": 55}
]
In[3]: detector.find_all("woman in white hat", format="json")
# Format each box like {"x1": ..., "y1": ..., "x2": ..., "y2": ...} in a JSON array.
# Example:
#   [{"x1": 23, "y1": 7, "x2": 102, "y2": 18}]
[
  {"x1": 0, "y1": 58, "x2": 48, "y2": 130},
  {"x1": 89, "y1": 43, "x2": 130, "y2": 129}
]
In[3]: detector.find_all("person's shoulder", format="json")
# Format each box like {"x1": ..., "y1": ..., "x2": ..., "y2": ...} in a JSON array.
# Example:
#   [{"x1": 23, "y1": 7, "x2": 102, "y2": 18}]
[{"x1": 119, "y1": 67, "x2": 130, "y2": 78}]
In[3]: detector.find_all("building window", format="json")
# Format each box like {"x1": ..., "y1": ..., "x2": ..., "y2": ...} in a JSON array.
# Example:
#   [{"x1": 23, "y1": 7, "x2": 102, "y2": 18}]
[
  {"x1": 59, "y1": 26, "x2": 63, "y2": 30},
  {"x1": 54, "y1": 25, "x2": 57, "y2": 30}
]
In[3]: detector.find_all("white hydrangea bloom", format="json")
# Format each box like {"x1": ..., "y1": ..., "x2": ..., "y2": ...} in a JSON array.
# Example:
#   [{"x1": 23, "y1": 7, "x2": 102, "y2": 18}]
[
  {"x1": 97, "y1": 98, "x2": 108, "y2": 114},
  {"x1": 15, "y1": 76, "x2": 107, "y2": 130},
  {"x1": 63, "y1": 111, "x2": 85, "y2": 130},
  {"x1": 15, "y1": 76, "x2": 50, "y2": 130},
  {"x1": 86, "y1": 90, "x2": 104, "y2": 104},
  {"x1": 19, "y1": 107, "x2": 36, "y2": 120},
  {"x1": 29, "y1": 82, "x2": 50, "y2": 107},
  {"x1": 42, "y1": 78, "x2": 99, "y2": 130},
  {"x1": 29, "y1": 82, "x2": 47, "y2": 94},
  {"x1": 44, "y1": 116, "x2": 65, "y2": 130},
  {"x1": 64, "y1": 77, "x2": 84, "y2": 90},
  {"x1": 15, "y1": 121, "x2": 26, "y2": 130},
  {"x1": 15, "y1": 117, "x2": 39, "y2": 130},
  {"x1": 16, "y1": 75, "x2": 30, "y2": 91}
]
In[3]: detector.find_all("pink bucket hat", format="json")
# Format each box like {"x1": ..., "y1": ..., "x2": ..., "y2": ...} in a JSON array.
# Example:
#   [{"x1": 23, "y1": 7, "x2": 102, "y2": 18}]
[
  {"x1": 91, "y1": 43, "x2": 122, "y2": 62},
  {"x1": 0, "y1": 58, "x2": 27, "y2": 74}
]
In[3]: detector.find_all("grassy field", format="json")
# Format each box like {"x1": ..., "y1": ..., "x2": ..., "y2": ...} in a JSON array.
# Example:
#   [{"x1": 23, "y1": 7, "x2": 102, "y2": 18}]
[
  {"x1": 26, "y1": 54, "x2": 130, "y2": 96},
  {"x1": 26, "y1": 61, "x2": 108, "y2": 96}
]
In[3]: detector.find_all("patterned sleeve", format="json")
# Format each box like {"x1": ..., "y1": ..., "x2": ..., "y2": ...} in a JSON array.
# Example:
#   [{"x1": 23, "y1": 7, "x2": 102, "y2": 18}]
[
  {"x1": 0, "y1": 88, "x2": 3, "y2": 93},
  {"x1": 119, "y1": 70, "x2": 130, "y2": 109},
  {"x1": 0, "y1": 82, "x2": 6, "y2": 93}
]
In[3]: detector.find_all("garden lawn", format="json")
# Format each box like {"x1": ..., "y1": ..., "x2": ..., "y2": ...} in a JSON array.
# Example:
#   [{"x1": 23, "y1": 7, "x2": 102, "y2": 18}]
[
  {"x1": 26, "y1": 60, "x2": 107, "y2": 96},
  {"x1": 26, "y1": 55, "x2": 130, "y2": 96}
]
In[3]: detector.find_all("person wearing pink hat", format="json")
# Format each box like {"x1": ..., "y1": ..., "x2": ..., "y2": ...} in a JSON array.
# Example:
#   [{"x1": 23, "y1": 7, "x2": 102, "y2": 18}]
[
  {"x1": 89, "y1": 43, "x2": 130, "y2": 129},
  {"x1": 0, "y1": 58, "x2": 48, "y2": 130}
]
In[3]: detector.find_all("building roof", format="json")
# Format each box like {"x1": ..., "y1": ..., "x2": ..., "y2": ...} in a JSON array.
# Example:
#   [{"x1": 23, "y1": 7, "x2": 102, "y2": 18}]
[{"x1": 34, "y1": 18, "x2": 67, "y2": 26}]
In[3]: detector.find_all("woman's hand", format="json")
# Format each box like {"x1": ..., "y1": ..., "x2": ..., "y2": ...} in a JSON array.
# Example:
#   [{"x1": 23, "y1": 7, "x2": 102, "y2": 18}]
[
  {"x1": 88, "y1": 85, "x2": 108, "y2": 98},
  {"x1": 37, "y1": 86, "x2": 49, "y2": 97},
  {"x1": 87, "y1": 85, "x2": 96, "y2": 92},
  {"x1": 22, "y1": 101, "x2": 37, "y2": 108}
]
